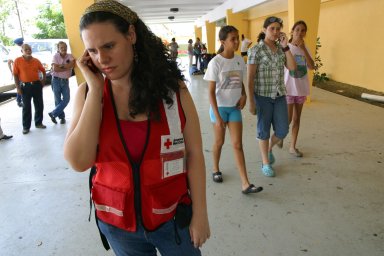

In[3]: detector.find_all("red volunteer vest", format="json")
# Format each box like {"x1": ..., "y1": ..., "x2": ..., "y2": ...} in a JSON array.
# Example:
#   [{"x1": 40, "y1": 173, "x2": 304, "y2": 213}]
[{"x1": 92, "y1": 80, "x2": 190, "y2": 232}]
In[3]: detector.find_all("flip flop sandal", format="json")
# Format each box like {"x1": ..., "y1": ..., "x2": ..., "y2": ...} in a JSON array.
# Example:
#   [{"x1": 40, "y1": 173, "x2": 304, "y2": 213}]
[
  {"x1": 212, "y1": 171, "x2": 223, "y2": 183},
  {"x1": 242, "y1": 184, "x2": 263, "y2": 194}
]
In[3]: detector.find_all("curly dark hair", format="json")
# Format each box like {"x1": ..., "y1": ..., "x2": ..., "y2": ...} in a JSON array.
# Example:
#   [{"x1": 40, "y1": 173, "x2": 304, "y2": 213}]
[{"x1": 80, "y1": 11, "x2": 184, "y2": 118}]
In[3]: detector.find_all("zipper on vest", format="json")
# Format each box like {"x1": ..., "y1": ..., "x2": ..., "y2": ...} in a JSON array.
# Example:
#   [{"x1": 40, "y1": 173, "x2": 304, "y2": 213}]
[
  {"x1": 129, "y1": 120, "x2": 150, "y2": 228},
  {"x1": 134, "y1": 120, "x2": 151, "y2": 227},
  {"x1": 132, "y1": 163, "x2": 142, "y2": 225},
  {"x1": 108, "y1": 80, "x2": 150, "y2": 230}
]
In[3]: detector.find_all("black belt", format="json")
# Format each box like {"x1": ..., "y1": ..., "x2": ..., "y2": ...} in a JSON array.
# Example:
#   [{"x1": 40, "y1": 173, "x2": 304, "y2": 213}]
[
  {"x1": 21, "y1": 80, "x2": 41, "y2": 86},
  {"x1": 53, "y1": 76, "x2": 69, "y2": 81}
]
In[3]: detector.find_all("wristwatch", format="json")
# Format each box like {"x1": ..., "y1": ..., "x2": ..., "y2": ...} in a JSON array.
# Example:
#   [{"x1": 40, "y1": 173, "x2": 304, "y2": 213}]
[{"x1": 282, "y1": 46, "x2": 290, "y2": 52}]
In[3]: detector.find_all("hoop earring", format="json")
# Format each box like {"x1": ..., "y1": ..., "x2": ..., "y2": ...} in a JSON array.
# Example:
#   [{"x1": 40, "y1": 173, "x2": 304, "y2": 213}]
[{"x1": 133, "y1": 44, "x2": 138, "y2": 63}]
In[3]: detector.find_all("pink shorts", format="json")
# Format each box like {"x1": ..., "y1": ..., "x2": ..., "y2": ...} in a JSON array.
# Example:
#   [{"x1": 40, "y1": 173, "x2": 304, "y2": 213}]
[{"x1": 286, "y1": 96, "x2": 307, "y2": 104}]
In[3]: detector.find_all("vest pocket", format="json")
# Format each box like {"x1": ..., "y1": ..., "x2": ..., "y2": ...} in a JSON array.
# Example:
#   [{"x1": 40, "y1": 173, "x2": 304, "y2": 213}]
[
  {"x1": 92, "y1": 183, "x2": 135, "y2": 231},
  {"x1": 143, "y1": 176, "x2": 188, "y2": 228}
]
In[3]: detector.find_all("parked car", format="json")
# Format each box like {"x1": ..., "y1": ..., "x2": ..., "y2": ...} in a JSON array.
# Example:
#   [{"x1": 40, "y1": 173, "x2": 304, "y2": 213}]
[{"x1": 0, "y1": 43, "x2": 14, "y2": 93}]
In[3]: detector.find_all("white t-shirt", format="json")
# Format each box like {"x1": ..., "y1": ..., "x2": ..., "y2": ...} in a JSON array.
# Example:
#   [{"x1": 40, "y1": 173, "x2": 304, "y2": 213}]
[
  {"x1": 203, "y1": 54, "x2": 245, "y2": 107},
  {"x1": 284, "y1": 43, "x2": 311, "y2": 96},
  {"x1": 241, "y1": 38, "x2": 251, "y2": 52}
]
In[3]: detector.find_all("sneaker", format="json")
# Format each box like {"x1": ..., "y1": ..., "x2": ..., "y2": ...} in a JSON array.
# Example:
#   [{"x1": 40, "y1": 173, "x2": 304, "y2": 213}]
[
  {"x1": 60, "y1": 118, "x2": 66, "y2": 124},
  {"x1": 268, "y1": 151, "x2": 275, "y2": 165},
  {"x1": 35, "y1": 124, "x2": 47, "y2": 129},
  {"x1": 22, "y1": 128, "x2": 30, "y2": 134},
  {"x1": 261, "y1": 164, "x2": 275, "y2": 177},
  {"x1": 48, "y1": 112, "x2": 57, "y2": 124},
  {"x1": 17, "y1": 102, "x2": 23, "y2": 107}
]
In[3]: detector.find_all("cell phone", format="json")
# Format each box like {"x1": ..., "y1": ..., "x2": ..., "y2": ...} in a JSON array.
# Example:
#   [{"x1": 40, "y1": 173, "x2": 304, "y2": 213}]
[{"x1": 88, "y1": 60, "x2": 99, "y2": 73}]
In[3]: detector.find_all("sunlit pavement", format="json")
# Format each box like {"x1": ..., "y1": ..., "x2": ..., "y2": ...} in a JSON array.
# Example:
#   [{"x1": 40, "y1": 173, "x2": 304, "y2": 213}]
[{"x1": 1, "y1": 58, "x2": 383, "y2": 255}]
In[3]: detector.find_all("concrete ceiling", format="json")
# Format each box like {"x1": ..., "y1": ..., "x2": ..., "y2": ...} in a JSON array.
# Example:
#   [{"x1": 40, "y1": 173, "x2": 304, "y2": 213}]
[{"x1": 120, "y1": 0, "x2": 227, "y2": 24}]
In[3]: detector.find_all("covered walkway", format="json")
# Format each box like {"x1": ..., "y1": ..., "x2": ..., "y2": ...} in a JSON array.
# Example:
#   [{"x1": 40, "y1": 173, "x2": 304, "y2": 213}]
[{"x1": 0, "y1": 71, "x2": 383, "y2": 255}]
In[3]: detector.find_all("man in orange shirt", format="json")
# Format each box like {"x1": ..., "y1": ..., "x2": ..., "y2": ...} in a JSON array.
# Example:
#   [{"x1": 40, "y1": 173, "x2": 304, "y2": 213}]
[{"x1": 13, "y1": 44, "x2": 47, "y2": 134}]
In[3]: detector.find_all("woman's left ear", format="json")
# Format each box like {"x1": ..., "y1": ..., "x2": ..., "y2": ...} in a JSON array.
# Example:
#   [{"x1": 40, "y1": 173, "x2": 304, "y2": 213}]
[{"x1": 127, "y1": 25, "x2": 137, "y2": 44}]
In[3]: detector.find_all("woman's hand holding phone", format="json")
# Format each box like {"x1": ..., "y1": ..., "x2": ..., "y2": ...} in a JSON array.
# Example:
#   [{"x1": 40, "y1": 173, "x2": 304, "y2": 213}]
[{"x1": 77, "y1": 50, "x2": 104, "y2": 89}]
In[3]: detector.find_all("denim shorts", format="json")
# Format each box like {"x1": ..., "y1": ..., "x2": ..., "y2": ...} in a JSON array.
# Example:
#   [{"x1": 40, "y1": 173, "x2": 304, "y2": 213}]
[
  {"x1": 254, "y1": 95, "x2": 289, "y2": 140},
  {"x1": 286, "y1": 95, "x2": 307, "y2": 104},
  {"x1": 209, "y1": 106, "x2": 242, "y2": 123},
  {"x1": 98, "y1": 218, "x2": 201, "y2": 256}
]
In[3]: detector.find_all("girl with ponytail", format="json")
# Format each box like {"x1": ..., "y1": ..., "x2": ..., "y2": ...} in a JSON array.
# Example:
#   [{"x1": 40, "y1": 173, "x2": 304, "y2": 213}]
[{"x1": 204, "y1": 25, "x2": 263, "y2": 194}]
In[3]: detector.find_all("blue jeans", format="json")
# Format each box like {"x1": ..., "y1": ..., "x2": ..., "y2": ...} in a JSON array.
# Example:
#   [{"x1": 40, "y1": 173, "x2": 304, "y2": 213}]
[
  {"x1": 50, "y1": 77, "x2": 70, "y2": 119},
  {"x1": 16, "y1": 93, "x2": 22, "y2": 104},
  {"x1": 98, "y1": 219, "x2": 201, "y2": 256},
  {"x1": 255, "y1": 94, "x2": 289, "y2": 140},
  {"x1": 194, "y1": 54, "x2": 202, "y2": 69}
]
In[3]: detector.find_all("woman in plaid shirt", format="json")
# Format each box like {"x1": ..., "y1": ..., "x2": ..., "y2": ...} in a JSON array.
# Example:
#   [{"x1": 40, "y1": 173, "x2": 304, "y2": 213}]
[{"x1": 247, "y1": 16, "x2": 296, "y2": 177}]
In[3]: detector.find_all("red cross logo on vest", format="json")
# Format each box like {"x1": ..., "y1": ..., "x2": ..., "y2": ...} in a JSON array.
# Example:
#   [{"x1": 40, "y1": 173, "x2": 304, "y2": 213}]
[{"x1": 164, "y1": 138, "x2": 172, "y2": 149}]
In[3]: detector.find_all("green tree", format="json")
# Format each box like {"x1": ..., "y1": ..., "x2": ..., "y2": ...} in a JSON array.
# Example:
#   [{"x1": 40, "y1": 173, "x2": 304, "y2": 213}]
[
  {"x1": 34, "y1": 1, "x2": 67, "y2": 39},
  {"x1": 0, "y1": 0, "x2": 14, "y2": 45}
]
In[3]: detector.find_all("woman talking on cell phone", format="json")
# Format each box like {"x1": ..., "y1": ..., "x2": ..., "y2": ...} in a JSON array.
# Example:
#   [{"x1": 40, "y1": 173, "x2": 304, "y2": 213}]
[
  {"x1": 63, "y1": 1, "x2": 210, "y2": 255},
  {"x1": 247, "y1": 16, "x2": 296, "y2": 177},
  {"x1": 284, "y1": 20, "x2": 314, "y2": 158}
]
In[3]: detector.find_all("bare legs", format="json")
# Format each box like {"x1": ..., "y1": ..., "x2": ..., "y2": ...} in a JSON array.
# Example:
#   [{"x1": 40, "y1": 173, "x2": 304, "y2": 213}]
[
  {"x1": 287, "y1": 103, "x2": 304, "y2": 153},
  {"x1": 212, "y1": 123, "x2": 225, "y2": 173},
  {"x1": 269, "y1": 134, "x2": 281, "y2": 151},
  {"x1": 212, "y1": 122, "x2": 251, "y2": 190},
  {"x1": 259, "y1": 133, "x2": 281, "y2": 165},
  {"x1": 228, "y1": 122, "x2": 251, "y2": 190},
  {"x1": 259, "y1": 139, "x2": 269, "y2": 165}
]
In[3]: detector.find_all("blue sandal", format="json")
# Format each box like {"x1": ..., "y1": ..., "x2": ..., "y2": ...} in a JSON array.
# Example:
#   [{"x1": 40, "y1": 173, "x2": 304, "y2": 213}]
[{"x1": 261, "y1": 164, "x2": 275, "y2": 177}]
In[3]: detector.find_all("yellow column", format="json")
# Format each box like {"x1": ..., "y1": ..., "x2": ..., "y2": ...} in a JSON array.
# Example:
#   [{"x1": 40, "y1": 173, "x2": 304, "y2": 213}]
[
  {"x1": 61, "y1": 0, "x2": 95, "y2": 84},
  {"x1": 205, "y1": 21, "x2": 216, "y2": 54},
  {"x1": 194, "y1": 25, "x2": 202, "y2": 43},
  {"x1": 226, "y1": 9, "x2": 248, "y2": 55},
  {"x1": 288, "y1": 0, "x2": 321, "y2": 101}
]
